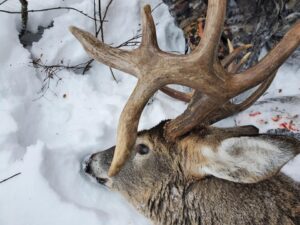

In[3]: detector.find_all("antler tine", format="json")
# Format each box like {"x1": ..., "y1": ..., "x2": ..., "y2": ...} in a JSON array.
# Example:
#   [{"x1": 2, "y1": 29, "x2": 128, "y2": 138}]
[
  {"x1": 221, "y1": 44, "x2": 252, "y2": 68},
  {"x1": 228, "y1": 52, "x2": 252, "y2": 73},
  {"x1": 164, "y1": 0, "x2": 228, "y2": 140},
  {"x1": 160, "y1": 86, "x2": 192, "y2": 103},
  {"x1": 165, "y1": 92, "x2": 220, "y2": 140},
  {"x1": 140, "y1": 5, "x2": 159, "y2": 49},
  {"x1": 108, "y1": 5, "x2": 162, "y2": 176},
  {"x1": 69, "y1": 5, "x2": 158, "y2": 77},
  {"x1": 69, "y1": 26, "x2": 139, "y2": 76},
  {"x1": 108, "y1": 81, "x2": 160, "y2": 176},
  {"x1": 165, "y1": 71, "x2": 275, "y2": 139},
  {"x1": 191, "y1": 0, "x2": 227, "y2": 63},
  {"x1": 209, "y1": 73, "x2": 276, "y2": 123},
  {"x1": 233, "y1": 73, "x2": 275, "y2": 110},
  {"x1": 231, "y1": 21, "x2": 300, "y2": 94}
]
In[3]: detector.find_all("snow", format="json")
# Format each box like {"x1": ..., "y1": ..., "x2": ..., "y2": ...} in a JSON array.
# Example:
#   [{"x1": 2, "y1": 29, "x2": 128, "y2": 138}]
[{"x1": 0, "y1": 0, "x2": 299, "y2": 224}]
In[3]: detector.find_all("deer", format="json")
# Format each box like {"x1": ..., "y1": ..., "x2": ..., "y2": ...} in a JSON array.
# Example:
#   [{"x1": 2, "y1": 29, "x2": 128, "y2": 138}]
[{"x1": 70, "y1": 0, "x2": 300, "y2": 224}]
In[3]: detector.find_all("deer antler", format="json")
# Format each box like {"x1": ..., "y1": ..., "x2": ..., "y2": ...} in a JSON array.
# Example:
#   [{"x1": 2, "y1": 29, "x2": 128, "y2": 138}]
[{"x1": 70, "y1": 0, "x2": 300, "y2": 176}]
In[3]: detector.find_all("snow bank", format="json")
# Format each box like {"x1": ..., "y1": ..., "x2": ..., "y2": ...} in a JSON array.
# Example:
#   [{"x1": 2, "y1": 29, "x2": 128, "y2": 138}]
[
  {"x1": 0, "y1": 0, "x2": 182, "y2": 224},
  {"x1": 0, "y1": 0, "x2": 299, "y2": 224}
]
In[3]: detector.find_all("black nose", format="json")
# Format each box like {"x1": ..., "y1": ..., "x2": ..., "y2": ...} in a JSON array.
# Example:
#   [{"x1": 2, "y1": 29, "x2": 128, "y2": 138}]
[
  {"x1": 82, "y1": 155, "x2": 93, "y2": 175},
  {"x1": 84, "y1": 162, "x2": 92, "y2": 175}
]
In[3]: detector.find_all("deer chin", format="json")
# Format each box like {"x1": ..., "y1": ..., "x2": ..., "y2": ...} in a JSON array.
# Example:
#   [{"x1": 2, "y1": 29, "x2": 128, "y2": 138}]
[{"x1": 82, "y1": 154, "x2": 113, "y2": 188}]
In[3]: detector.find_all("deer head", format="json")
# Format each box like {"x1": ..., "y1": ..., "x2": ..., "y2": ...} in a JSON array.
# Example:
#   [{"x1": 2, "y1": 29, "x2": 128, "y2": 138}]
[
  {"x1": 84, "y1": 120, "x2": 300, "y2": 194},
  {"x1": 82, "y1": 121, "x2": 300, "y2": 225},
  {"x1": 70, "y1": 0, "x2": 300, "y2": 223},
  {"x1": 70, "y1": 0, "x2": 300, "y2": 177},
  {"x1": 70, "y1": 0, "x2": 300, "y2": 213}
]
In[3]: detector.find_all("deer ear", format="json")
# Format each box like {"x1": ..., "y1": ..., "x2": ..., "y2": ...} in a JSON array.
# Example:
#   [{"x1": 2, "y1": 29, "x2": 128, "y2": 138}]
[{"x1": 201, "y1": 135, "x2": 300, "y2": 183}]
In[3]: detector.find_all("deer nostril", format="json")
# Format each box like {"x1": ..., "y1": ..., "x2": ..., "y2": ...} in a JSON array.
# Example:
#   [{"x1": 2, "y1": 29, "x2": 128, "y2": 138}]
[
  {"x1": 84, "y1": 161, "x2": 92, "y2": 175},
  {"x1": 82, "y1": 155, "x2": 93, "y2": 174}
]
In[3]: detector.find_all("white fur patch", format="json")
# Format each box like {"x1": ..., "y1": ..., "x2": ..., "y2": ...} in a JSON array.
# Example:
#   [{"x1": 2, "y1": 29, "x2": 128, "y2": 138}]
[{"x1": 199, "y1": 137, "x2": 295, "y2": 183}]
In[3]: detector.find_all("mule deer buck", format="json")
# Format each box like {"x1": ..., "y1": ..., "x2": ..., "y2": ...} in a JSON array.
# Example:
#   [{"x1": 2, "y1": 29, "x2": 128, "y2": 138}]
[{"x1": 70, "y1": 0, "x2": 300, "y2": 224}]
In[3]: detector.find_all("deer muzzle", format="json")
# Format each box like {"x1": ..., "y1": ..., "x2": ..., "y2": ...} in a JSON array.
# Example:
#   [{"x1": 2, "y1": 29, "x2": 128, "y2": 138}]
[{"x1": 82, "y1": 146, "x2": 115, "y2": 187}]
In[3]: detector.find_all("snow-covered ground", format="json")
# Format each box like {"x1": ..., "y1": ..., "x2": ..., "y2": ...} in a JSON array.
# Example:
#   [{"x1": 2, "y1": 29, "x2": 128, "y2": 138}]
[{"x1": 0, "y1": 0, "x2": 299, "y2": 225}]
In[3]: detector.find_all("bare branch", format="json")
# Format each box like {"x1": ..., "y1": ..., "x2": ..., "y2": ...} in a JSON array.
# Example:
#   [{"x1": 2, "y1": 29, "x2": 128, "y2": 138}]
[
  {"x1": 101, "y1": 0, "x2": 113, "y2": 33},
  {"x1": 96, "y1": 0, "x2": 114, "y2": 40},
  {"x1": 0, "y1": 7, "x2": 99, "y2": 21},
  {"x1": 93, "y1": 0, "x2": 97, "y2": 35},
  {"x1": 151, "y1": 2, "x2": 163, "y2": 12},
  {"x1": 32, "y1": 58, "x2": 88, "y2": 97},
  {"x1": 0, "y1": 173, "x2": 21, "y2": 184},
  {"x1": 116, "y1": 33, "x2": 142, "y2": 48},
  {"x1": 0, "y1": 0, "x2": 8, "y2": 6}
]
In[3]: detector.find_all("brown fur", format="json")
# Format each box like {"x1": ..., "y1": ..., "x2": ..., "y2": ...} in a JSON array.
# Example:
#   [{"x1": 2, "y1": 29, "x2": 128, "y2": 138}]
[
  {"x1": 144, "y1": 174, "x2": 300, "y2": 225},
  {"x1": 85, "y1": 121, "x2": 300, "y2": 225}
]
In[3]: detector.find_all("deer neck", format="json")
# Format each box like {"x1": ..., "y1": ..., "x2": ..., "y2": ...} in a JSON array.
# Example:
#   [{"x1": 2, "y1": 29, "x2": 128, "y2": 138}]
[{"x1": 138, "y1": 173, "x2": 191, "y2": 225}]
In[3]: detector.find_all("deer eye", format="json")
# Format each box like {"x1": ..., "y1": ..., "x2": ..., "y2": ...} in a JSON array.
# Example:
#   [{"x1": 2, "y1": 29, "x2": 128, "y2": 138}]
[{"x1": 136, "y1": 144, "x2": 150, "y2": 155}]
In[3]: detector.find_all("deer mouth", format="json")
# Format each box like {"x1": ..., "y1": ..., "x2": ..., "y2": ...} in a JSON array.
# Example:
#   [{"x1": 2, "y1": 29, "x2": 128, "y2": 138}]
[{"x1": 95, "y1": 177, "x2": 109, "y2": 185}]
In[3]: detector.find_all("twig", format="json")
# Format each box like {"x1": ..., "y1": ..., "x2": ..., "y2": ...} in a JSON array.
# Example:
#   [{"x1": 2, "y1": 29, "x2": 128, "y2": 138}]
[
  {"x1": 82, "y1": 1, "x2": 161, "y2": 76},
  {"x1": 82, "y1": 0, "x2": 101, "y2": 74},
  {"x1": 96, "y1": 0, "x2": 113, "y2": 39},
  {"x1": 82, "y1": 59, "x2": 94, "y2": 74},
  {"x1": 116, "y1": 33, "x2": 142, "y2": 48},
  {"x1": 32, "y1": 59, "x2": 89, "y2": 71},
  {"x1": 32, "y1": 58, "x2": 89, "y2": 98},
  {"x1": 109, "y1": 67, "x2": 117, "y2": 81},
  {"x1": 0, "y1": 7, "x2": 99, "y2": 21},
  {"x1": 82, "y1": 0, "x2": 117, "y2": 82},
  {"x1": 0, "y1": 172, "x2": 21, "y2": 184},
  {"x1": 97, "y1": 0, "x2": 103, "y2": 39},
  {"x1": 93, "y1": 0, "x2": 97, "y2": 35},
  {"x1": 96, "y1": 0, "x2": 116, "y2": 81},
  {"x1": 151, "y1": 2, "x2": 163, "y2": 12},
  {"x1": 0, "y1": 0, "x2": 8, "y2": 6}
]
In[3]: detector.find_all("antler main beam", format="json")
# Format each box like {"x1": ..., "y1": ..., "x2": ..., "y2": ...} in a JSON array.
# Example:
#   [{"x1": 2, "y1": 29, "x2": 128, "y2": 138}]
[
  {"x1": 231, "y1": 22, "x2": 300, "y2": 94},
  {"x1": 70, "y1": 0, "x2": 300, "y2": 176}
]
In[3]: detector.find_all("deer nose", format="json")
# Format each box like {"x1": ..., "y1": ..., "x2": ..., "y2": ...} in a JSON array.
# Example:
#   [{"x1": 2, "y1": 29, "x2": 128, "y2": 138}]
[
  {"x1": 84, "y1": 162, "x2": 92, "y2": 175},
  {"x1": 82, "y1": 154, "x2": 95, "y2": 175}
]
